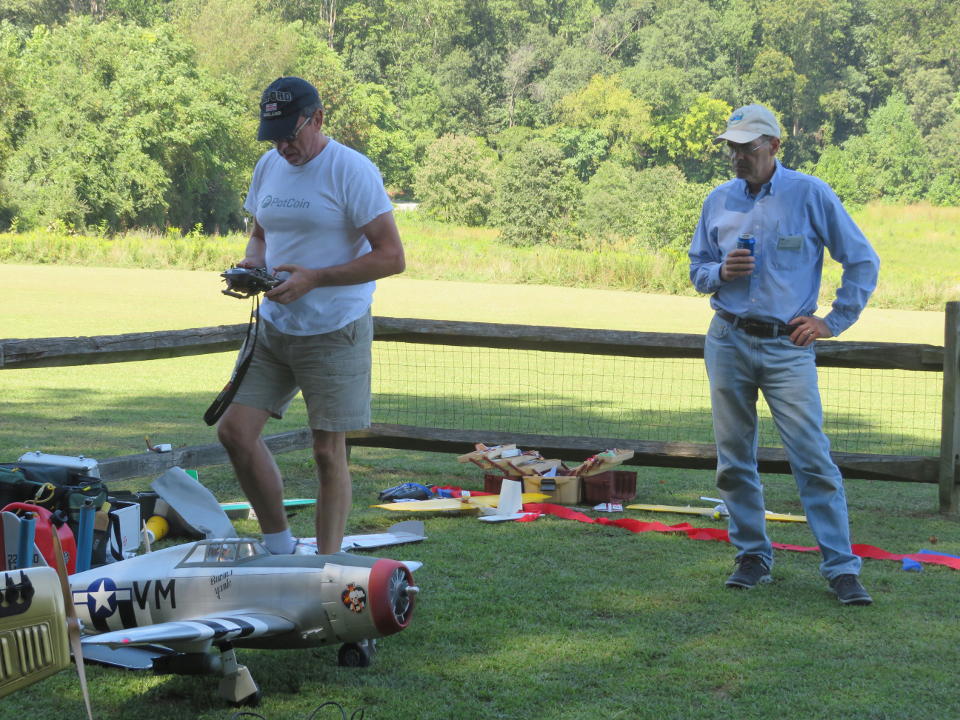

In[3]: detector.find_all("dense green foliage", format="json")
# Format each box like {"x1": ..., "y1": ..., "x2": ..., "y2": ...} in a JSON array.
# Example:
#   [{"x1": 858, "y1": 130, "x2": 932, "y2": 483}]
[
  {"x1": 492, "y1": 138, "x2": 583, "y2": 247},
  {"x1": 0, "y1": 0, "x2": 958, "y2": 252},
  {"x1": 1, "y1": 18, "x2": 250, "y2": 232},
  {"x1": 413, "y1": 134, "x2": 497, "y2": 226}
]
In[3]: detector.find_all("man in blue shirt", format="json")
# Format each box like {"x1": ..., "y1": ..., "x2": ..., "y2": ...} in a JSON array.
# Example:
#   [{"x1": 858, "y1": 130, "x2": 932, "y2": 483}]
[{"x1": 689, "y1": 104, "x2": 880, "y2": 605}]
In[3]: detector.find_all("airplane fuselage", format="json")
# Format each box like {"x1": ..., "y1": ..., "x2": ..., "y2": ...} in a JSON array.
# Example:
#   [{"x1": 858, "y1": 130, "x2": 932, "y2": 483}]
[{"x1": 70, "y1": 539, "x2": 415, "y2": 652}]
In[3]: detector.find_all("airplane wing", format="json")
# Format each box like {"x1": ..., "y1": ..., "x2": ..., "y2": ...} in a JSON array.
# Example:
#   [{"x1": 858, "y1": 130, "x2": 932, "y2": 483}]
[
  {"x1": 374, "y1": 492, "x2": 549, "y2": 512},
  {"x1": 81, "y1": 612, "x2": 297, "y2": 653}
]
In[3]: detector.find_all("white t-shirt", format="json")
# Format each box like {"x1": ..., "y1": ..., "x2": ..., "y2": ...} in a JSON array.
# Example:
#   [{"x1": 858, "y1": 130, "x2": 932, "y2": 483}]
[{"x1": 243, "y1": 139, "x2": 393, "y2": 335}]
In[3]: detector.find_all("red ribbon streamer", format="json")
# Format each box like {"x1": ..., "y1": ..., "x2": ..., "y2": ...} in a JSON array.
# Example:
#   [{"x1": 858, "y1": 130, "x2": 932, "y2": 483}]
[{"x1": 520, "y1": 503, "x2": 960, "y2": 571}]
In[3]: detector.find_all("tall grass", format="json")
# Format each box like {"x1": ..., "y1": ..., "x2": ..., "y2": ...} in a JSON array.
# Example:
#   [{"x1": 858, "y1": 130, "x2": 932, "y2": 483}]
[
  {"x1": 847, "y1": 204, "x2": 960, "y2": 308},
  {"x1": 2, "y1": 203, "x2": 957, "y2": 309},
  {"x1": 396, "y1": 214, "x2": 693, "y2": 294},
  {"x1": 0, "y1": 226, "x2": 246, "y2": 269}
]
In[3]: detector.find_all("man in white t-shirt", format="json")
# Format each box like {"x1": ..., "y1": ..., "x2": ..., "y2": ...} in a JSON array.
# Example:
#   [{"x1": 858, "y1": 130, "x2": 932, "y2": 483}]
[{"x1": 217, "y1": 77, "x2": 405, "y2": 555}]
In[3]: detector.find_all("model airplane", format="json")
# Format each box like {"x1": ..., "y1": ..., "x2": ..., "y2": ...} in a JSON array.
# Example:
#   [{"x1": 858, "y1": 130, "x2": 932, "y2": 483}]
[
  {"x1": 68, "y1": 537, "x2": 419, "y2": 705},
  {"x1": 373, "y1": 491, "x2": 548, "y2": 512},
  {"x1": 220, "y1": 497, "x2": 316, "y2": 520},
  {"x1": 627, "y1": 497, "x2": 806, "y2": 523}
]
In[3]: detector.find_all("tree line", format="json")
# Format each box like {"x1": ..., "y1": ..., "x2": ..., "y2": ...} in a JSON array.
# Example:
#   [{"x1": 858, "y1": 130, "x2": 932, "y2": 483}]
[{"x1": 0, "y1": 0, "x2": 957, "y2": 257}]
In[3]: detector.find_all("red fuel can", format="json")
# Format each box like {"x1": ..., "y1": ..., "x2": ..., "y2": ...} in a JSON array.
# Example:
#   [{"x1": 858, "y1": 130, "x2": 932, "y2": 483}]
[{"x1": 1, "y1": 502, "x2": 77, "y2": 574}]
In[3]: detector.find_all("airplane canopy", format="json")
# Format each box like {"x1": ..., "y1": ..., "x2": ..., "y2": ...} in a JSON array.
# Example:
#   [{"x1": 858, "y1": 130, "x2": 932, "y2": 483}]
[{"x1": 178, "y1": 539, "x2": 270, "y2": 567}]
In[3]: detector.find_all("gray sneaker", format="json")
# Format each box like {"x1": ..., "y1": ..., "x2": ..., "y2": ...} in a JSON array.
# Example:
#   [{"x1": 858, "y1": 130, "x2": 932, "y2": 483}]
[
  {"x1": 725, "y1": 554, "x2": 772, "y2": 589},
  {"x1": 829, "y1": 574, "x2": 872, "y2": 606}
]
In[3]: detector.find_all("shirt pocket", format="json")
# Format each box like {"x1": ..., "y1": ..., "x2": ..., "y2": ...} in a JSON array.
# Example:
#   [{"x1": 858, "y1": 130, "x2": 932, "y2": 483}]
[{"x1": 770, "y1": 232, "x2": 810, "y2": 270}]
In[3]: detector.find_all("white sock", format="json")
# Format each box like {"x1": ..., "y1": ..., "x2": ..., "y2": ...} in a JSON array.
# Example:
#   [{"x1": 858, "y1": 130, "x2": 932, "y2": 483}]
[{"x1": 263, "y1": 529, "x2": 296, "y2": 554}]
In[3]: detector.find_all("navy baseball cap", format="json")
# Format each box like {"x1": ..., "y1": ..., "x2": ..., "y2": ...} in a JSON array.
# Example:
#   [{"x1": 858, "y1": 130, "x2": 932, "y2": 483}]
[{"x1": 257, "y1": 77, "x2": 321, "y2": 141}]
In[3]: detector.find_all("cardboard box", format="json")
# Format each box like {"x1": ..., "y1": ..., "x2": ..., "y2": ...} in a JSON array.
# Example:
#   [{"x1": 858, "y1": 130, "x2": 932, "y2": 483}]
[
  {"x1": 107, "y1": 500, "x2": 141, "y2": 558},
  {"x1": 522, "y1": 475, "x2": 581, "y2": 505}
]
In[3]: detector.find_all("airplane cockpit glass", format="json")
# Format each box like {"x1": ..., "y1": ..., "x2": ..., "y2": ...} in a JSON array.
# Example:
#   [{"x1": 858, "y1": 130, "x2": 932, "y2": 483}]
[
  {"x1": 180, "y1": 540, "x2": 270, "y2": 566},
  {"x1": 209, "y1": 543, "x2": 237, "y2": 562},
  {"x1": 236, "y1": 542, "x2": 259, "y2": 559}
]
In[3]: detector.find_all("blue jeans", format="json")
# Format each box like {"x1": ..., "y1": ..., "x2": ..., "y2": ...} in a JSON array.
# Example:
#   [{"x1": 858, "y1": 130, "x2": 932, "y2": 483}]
[{"x1": 704, "y1": 313, "x2": 861, "y2": 579}]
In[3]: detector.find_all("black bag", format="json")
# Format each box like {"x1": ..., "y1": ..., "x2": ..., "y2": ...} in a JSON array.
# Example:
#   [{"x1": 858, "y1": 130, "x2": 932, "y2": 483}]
[
  {"x1": 105, "y1": 490, "x2": 159, "y2": 519},
  {"x1": 0, "y1": 466, "x2": 53, "y2": 508},
  {"x1": 0, "y1": 463, "x2": 108, "y2": 539}
]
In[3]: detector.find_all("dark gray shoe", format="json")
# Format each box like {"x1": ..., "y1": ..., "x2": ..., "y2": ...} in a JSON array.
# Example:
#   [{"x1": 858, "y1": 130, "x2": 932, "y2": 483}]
[
  {"x1": 829, "y1": 574, "x2": 873, "y2": 606},
  {"x1": 725, "y1": 555, "x2": 772, "y2": 589}
]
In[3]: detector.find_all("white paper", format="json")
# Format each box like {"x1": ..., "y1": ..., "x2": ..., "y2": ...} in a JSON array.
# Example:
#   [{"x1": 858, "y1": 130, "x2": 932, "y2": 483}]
[{"x1": 593, "y1": 503, "x2": 623, "y2": 513}]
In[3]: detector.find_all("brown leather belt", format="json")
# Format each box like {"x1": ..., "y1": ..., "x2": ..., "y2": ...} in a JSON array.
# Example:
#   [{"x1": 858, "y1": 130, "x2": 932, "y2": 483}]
[{"x1": 716, "y1": 309, "x2": 794, "y2": 338}]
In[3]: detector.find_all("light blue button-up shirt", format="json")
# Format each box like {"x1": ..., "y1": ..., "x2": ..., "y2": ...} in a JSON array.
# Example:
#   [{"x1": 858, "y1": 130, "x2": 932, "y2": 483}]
[{"x1": 688, "y1": 161, "x2": 880, "y2": 336}]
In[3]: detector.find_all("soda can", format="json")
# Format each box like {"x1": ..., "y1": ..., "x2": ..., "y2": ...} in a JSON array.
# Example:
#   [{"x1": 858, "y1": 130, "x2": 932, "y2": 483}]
[{"x1": 736, "y1": 233, "x2": 755, "y2": 255}]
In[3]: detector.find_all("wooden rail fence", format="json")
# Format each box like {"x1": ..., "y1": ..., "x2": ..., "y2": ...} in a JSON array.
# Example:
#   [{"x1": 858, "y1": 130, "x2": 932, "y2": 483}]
[{"x1": 3, "y1": 303, "x2": 958, "y2": 512}]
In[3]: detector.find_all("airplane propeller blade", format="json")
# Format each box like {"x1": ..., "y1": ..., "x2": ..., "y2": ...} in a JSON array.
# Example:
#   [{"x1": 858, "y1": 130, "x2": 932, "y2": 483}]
[{"x1": 52, "y1": 530, "x2": 95, "y2": 720}]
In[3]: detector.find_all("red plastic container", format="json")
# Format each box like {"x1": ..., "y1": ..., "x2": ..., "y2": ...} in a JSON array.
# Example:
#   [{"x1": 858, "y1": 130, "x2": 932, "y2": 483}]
[{"x1": 2, "y1": 502, "x2": 77, "y2": 573}]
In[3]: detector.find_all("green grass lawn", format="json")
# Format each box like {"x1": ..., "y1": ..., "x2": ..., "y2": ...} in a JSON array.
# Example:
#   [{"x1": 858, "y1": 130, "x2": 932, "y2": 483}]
[
  {"x1": 4, "y1": 450, "x2": 958, "y2": 719},
  {"x1": 1, "y1": 266, "x2": 958, "y2": 719}
]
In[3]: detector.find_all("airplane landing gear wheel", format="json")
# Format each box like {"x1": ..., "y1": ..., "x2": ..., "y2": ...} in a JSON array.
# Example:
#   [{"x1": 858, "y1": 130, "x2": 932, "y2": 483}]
[{"x1": 338, "y1": 642, "x2": 371, "y2": 667}]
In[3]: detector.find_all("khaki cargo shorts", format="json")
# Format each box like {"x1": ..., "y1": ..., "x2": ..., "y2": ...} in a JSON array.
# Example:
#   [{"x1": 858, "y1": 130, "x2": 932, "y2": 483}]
[{"x1": 232, "y1": 312, "x2": 373, "y2": 431}]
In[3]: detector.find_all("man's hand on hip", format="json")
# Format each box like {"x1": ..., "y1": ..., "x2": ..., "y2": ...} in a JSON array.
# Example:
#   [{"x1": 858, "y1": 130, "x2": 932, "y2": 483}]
[{"x1": 789, "y1": 315, "x2": 832, "y2": 347}]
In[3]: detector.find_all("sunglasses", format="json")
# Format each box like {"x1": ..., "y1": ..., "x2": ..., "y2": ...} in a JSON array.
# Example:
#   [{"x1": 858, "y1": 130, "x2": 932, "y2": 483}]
[
  {"x1": 726, "y1": 139, "x2": 770, "y2": 158},
  {"x1": 272, "y1": 115, "x2": 311, "y2": 146}
]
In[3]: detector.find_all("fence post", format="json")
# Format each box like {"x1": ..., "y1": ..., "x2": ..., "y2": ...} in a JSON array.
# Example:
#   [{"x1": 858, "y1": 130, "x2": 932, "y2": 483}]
[{"x1": 939, "y1": 301, "x2": 960, "y2": 514}]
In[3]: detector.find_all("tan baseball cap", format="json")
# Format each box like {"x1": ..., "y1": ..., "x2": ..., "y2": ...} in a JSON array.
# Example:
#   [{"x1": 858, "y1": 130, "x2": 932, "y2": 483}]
[{"x1": 715, "y1": 104, "x2": 781, "y2": 143}]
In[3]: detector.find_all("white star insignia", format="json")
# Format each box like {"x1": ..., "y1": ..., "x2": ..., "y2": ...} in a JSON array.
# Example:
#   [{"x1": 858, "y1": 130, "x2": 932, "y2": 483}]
[{"x1": 90, "y1": 580, "x2": 114, "y2": 613}]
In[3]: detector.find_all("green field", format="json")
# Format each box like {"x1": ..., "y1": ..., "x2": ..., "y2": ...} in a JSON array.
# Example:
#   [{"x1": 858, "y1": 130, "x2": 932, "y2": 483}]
[
  {"x1": 1, "y1": 264, "x2": 958, "y2": 719},
  {"x1": 2, "y1": 202, "x2": 958, "y2": 311}
]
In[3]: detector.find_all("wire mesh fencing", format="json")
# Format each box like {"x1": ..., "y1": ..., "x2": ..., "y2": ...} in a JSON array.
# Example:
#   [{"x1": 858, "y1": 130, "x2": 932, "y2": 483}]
[{"x1": 372, "y1": 342, "x2": 943, "y2": 458}]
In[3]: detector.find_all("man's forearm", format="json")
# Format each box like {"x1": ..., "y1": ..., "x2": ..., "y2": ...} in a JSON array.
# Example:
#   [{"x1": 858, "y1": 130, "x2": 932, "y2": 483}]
[
  {"x1": 310, "y1": 247, "x2": 405, "y2": 287},
  {"x1": 243, "y1": 231, "x2": 267, "y2": 266}
]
